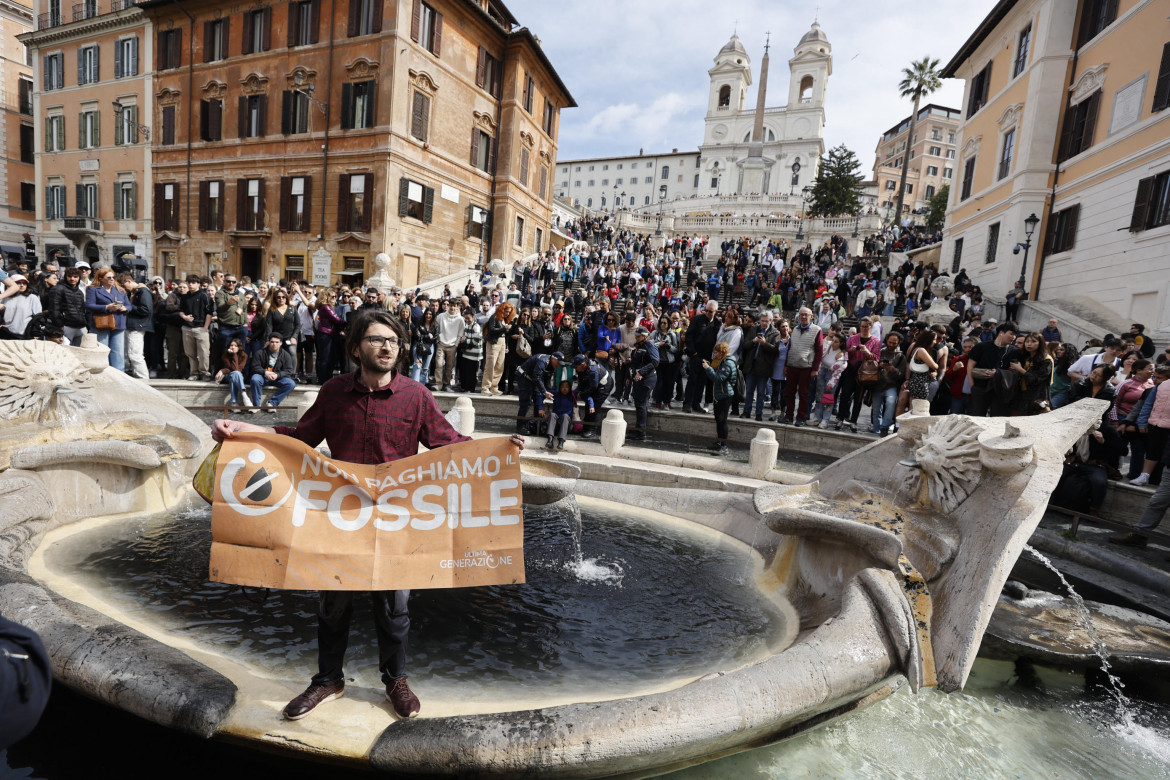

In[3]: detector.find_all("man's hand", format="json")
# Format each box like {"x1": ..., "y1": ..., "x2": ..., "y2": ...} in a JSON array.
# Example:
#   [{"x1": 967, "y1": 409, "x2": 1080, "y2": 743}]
[
  {"x1": 211, "y1": 419, "x2": 269, "y2": 443},
  {"x1": 265, "y1": 370, "x2": 277, "y2": 381},
  {"x1": 508, "y1": 433, "x2": 526, "y2": 451}
]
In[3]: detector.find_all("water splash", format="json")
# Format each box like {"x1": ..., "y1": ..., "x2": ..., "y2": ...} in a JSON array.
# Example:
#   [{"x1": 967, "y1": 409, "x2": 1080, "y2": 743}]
[
  {"x1": 566, "y1": 557, "x2": 624, "y2": 586},
  {"x1": 1022, "y1": 544, "x2": 1132, "y2": 719}
]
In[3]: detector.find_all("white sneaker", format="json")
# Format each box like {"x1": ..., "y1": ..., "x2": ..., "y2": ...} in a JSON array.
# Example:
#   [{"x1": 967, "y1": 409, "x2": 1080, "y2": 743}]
[
  {"x1": 1130, "y1": 473, "x2": 1150, "y2": 486},
  {"x1": 264, "y1": 401, "x2": 278, "y2": 413},
  {"x1": 242, "y1": 395, "x2": 253, "y2": 408}
]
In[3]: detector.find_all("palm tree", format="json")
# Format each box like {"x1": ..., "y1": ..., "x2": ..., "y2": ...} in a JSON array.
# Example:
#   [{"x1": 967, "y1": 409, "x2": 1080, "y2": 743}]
[{"x1": 893, "y1": 57, "x2": 942, "y2": 227}]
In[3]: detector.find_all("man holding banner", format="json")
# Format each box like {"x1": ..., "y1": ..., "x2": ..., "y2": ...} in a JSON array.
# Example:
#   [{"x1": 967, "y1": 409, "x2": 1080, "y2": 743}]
[{"x1": 212, "y1": 309, "x2": 525, "y2": 722}]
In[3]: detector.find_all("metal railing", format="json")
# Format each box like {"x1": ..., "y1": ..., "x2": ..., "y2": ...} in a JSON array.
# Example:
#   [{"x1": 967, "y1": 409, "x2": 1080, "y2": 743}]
[
  {"x1": 38, "y1": 1, "x2": 136, "y2": 30},
  {"x1": 62, "y1": 216, "x2": 101, "y2": 231}
]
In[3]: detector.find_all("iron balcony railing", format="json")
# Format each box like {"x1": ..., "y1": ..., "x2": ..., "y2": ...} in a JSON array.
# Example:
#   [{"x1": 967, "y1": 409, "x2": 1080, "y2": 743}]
[{"x1": 38, "y1": 1, "x2": 137, "y2": 30}]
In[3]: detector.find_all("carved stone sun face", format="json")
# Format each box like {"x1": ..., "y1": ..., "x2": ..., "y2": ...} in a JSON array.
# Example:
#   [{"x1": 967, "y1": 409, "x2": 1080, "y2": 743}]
[
  {"x1": 0, "y1": 341, "x2": 94, "y2": 423},
  {"x1": 902, "y1": 415, "x2": 983, "y2": 514}
]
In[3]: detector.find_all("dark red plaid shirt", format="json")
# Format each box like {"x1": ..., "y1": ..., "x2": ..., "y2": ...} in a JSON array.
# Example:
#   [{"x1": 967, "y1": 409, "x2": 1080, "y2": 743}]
[{"x1": 275, "y1": 371, "x2": 469, "y2": 465}]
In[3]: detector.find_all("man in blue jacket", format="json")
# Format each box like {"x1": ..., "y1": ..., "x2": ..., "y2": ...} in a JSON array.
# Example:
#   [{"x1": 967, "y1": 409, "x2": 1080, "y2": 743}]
[{"x1": 515, "y1": 351, "x2": 563, "y2": 434}]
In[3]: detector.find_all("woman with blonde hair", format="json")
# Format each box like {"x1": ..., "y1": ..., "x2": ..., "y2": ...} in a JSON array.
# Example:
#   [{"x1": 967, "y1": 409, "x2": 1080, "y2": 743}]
[{"x1": 481, "y1": 301, "x2": 513, "y2": 395}]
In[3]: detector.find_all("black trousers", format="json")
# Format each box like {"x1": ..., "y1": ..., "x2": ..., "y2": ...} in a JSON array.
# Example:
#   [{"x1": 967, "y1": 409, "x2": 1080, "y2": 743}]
[{"x1": 311, "y1": 589, "x2": 410, "y2": 686}]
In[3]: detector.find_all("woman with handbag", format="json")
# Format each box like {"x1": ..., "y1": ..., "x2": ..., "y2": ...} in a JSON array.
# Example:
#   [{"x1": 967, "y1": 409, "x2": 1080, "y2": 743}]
[
  {"x1": 504, "y1": 307, "x2": 535, "y2": 395},
  {"x1": 833, "y1": 316, "x2": 881, "y2": 433},
  {"x1": 410, "y1": 306, "x2": 439, "y2": 387},
  {"x1": 84, "y1": 267, "x2": 131, "y2": 371},
  {"x1": 650, "y1": 315, "x2": 679, "y2": 409}
]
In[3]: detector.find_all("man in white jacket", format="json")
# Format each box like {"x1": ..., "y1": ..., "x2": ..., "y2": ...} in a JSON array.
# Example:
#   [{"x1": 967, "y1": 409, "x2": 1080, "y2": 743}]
[{"x1": 434, "y1": 299, "x2": 466, "y2": 391}]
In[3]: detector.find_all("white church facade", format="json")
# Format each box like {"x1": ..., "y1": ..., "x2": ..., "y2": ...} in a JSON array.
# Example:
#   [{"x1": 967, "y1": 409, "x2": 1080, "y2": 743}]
[{"x1": 557, "y1": 23, "x2": 833, "y2": 217}]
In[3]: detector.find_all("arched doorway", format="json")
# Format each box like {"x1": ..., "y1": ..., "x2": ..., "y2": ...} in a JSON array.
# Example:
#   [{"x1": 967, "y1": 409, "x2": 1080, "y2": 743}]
[{"x1": 84, "y1": 242, "x2": 100, "y2": 267}]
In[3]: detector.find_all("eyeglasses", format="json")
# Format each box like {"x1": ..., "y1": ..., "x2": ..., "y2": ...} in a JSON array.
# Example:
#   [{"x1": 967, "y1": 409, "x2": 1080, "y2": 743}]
[
  {"x1": 224, "y1": 279, "x2": 237, "y2": 284},
  {"x1": 362, "y1": 335, "x2": 399, "y2": 348}
]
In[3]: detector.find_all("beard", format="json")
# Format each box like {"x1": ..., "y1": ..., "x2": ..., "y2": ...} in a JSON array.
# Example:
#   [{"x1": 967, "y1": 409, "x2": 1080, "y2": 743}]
[{"x1": 357, "y1": 349, "x2": 396, "y2": 376}]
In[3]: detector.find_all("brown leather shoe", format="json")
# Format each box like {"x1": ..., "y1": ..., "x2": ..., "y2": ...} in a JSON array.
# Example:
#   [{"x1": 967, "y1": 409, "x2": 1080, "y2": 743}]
[
  {"x1": 386, "y1": 677, "x2": 420, "y2": 718},
  {"x1": 282, "y1": 681, "x2": 344, "y2": 720}
]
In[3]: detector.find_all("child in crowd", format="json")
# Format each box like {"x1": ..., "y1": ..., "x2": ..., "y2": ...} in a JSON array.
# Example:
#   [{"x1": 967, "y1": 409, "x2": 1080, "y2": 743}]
[{"x1": 546, "y1": 379, "x2": 576, "y2": 451}]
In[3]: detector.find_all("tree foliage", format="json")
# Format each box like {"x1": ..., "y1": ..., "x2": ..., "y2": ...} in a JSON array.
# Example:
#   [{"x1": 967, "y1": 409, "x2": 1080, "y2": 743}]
[
  {"x1": 893, "y1": 56, "x2": 942, "y2": 222},
  {"x1": 926, "y1": 184, "x2": 949, "y2": 232},
  {"x1": 807, "y1": 144, "x2": 863, "y2": 217}
]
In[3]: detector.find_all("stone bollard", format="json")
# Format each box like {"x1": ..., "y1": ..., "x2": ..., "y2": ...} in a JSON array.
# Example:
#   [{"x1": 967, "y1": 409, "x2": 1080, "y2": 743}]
[
  {"x1": 297, "y1": 391, "x2": 319, "y2": 420},
  {"x1": 447, "y1": 396, "x2": 476, "y2": 436},
  {"x1": 601, "y1": 408, "x2": 626, "y2": 455},
  {"x1": 73, "y1": 332, "x2": 111, "y2": 372},
  {"x1": 749, "y1": 428, "x2": 779, "y2": 478}
]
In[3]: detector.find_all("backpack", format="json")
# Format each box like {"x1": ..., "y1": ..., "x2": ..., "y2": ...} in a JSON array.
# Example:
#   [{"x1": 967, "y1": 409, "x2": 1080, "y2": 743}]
[{"x1": 734, "y1": 368, "x2": 746, "y2": 404}]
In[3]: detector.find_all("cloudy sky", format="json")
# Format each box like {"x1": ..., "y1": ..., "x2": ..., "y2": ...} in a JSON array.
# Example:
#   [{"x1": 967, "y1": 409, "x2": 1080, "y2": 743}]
[{"x1": 506, "y1": 0, "x2": 995, "y2": 173}]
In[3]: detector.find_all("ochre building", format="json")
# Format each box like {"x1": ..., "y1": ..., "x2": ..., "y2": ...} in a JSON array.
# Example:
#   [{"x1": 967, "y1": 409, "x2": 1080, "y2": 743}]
[{"x1": 140, "y1": 0, "x2": 573, "y2": 285}]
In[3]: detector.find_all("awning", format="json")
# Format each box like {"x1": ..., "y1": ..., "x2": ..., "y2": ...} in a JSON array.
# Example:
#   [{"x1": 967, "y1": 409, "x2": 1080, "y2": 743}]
[{"x1": 337, "y1": 269, "x2": 365, "y2": 276}]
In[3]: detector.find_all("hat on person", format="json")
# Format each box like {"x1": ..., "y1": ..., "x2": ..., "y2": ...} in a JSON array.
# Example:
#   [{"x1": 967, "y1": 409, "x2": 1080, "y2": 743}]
[
  {"x1": 74, "y1": 260, "x2": 90, "y2": 269},
  {"x1": 150, "y1": 275, "x2": 164, "y2": 284},
  {"x1": 551, "y1": 351, "x2": 565, "y2": 362},
  {"x1": 987, "y1": 318, "x2": 998, "y2": 324},
  {"x1": 634, "y1": 326, "x2": 650, "y2": 337},
  {"x1": 573, "y1": 353, "x2": 588, "y2": 366},
  {"x1": 8, "y1": 274, "x2": 27, "y2": 284}
]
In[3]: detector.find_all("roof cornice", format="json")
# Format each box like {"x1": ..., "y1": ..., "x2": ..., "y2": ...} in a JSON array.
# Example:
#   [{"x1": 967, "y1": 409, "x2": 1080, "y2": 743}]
[{"x1": 19, "y1": 5, "x2": 145, "y2": 47}]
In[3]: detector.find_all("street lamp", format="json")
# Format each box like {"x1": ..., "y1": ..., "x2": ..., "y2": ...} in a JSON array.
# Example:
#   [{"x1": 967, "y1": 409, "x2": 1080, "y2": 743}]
[
  {"x1": 655, "y1": 184, "x2": 667, "y2": 236},
  {"x1": 795, "y1": 186, "x2": 811, "y2": 241},
  {"x1": 617, "y1": 190, "x2": 626, "y2": 229},
  {"x1": 1014, "y1": 212, "x2": 1041, "y2": 294},
  {"x1": 112, "y1": 100, "x2": 150, "y2": 140},
  {"x1": 612, "y1": 183, "x2": 618, "y2": 214},
  {"x1": 852, "y1": 209, "x2": 861, "y2": 238}
]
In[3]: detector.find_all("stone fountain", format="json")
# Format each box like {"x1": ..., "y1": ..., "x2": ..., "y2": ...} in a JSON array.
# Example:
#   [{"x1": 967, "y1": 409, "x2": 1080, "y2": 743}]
[{"x1": 0, "y1": 339, "x2": 1111, "y2": 776}]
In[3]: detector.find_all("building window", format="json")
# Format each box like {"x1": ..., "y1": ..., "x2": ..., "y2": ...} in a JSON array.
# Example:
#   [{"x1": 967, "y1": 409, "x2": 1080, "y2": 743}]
[
  {"x1": 588, "y1": 179, "x2": 594, "y2": 186},
  {"x1": 43, "y1": 53, "x2": 64, "y2": 91},
  {"x1": 341, "y1": 80, "x2": 376, "y2": 130},
  {"x1": 925, "y1": 184, "x2": 935, "y2": 198},
  {"x1": 984, "y1": 223, "x2": 1000, "y2": 264},
  {"x1": 893, "y1": 157, "x2": 902, "y2": 169},
  {"x1": 643, "y1": 195, "x2": 649, "y2": 205},
  {"x1": 929, "y1": 145, "x2": 941, "y2": 156},
  {"x1": 1077, "y1": 0, "x2": 1117, "y2": 48},
  {"x1": 114, "y1": 180, "x2": 137, "y2": 220},
  {"x1": 78, "y1": 45, "x2": 99, "y2": 85},
  {"x1": 661, "y1": 166, "x2": 669, "y2": 180},
  {"x1": 534, "y1": 227, "x2": 543, "y2": 252},
  {"x1": 158, "y1": 29, "x2": 182, "y2": 70},
  {"x1": 514, "y1": 215, "x2": 524, "y2": 246},
  {"x1": 18, "y1": 78, "x2": 32, "y2": 114},
  {"x1": 468, "y1": 204, "x2": 488, "y2": 239},
  {"x1": 288, "y1": 0, "x2": 320, "y2": 47},
  {"x1": 242, "y1": 8, "x2": 271, "y2": 55},
  {"x1": 471, "y1": 129, "x2": 495, "y2": 173},
  {"x1": 927, "y1": 165, "x2": 939, "y2": 176},
  {"x1": 710, "y1": 177, "x2": 718, "y2": 188},
  {"x1": 951, "y1": 237, "x2": 963, "y2": 273},
  {"x1": 718, "y1": 85, "x2": 731, "y2": 107},
  {"x1": 1153, "y1": 43, "x2": 1170, "y2": 113},
  {"x1": 1058, "y1": 91, "x2": 1101, "y2": 161},
  {"x1": 694, "y1": 174, "x2": 700, "y2": 187},
  {"x1": 236, "y1": 178, "x2": 265, "y2": 231},
  {"x1": 240, "y1": 94, "x2": 267, "y2": 138},
  {"x1": 411, "y1": 0, "x2": 440, "y2": 54},
  {"x1": 20, "y1": 183, "x2": 35, "y2": 212},
  {"x1": 644, "y1": 176, "x2": 652, "y2": 184},
  {"x1": 523, "y1": 73, "x2": 534, "y2": 113},
  {"x1": 967, "y1": 61, "x2": 992, "y2": 117},
  {"x1": 161, "y1": 106, "x2": 176, "y2": 145},
  {"x1": 156, "y1": 182, "x2": 180, "y2": 231},
  {"x1": 1130, "y1": 170, "x2": 1170, "y2": 232},
  {"x1": 543, "y1": 99, "x2": 555, "y2": 135},
  {"x1": 960, "y1": 156, "x2": 977, "y2": 200},
  {"x1": 574, "y1": 181, "x2": 580, "y2": 187},
  {"x1": 200, "y1": 99, "x2": 222, "y2": 142},
  {"x1": 203, "y1": 19, "x2": 229, "y2": 63},
  {"x1": 280, "y1": 176, "x2": 312, "y2": 232},
  {"x1": 199, "y1": 180, "x2": 223, "y2": 231},
  {"x1": 945, "y1": 149, "x2": 956, "y2": 159},
  {"x1": 46, "y1": 115, "x2": 64, "y2": 152},
  {"x1": 904, "y1": 183, "x2": 913, "y2": 194},
  {"x1": 79, "y1": 109, "x2": 100, "y2": 149},
  {"x1": 885, "y1": 180, "x2": 896, "y2": 191},
  {"x1": 587, "y1": 198, "x2": 592, "y2": 207},
  {"x1": 1013, "y1": 25, "x2": 1031, "y2": 78},
  {"x1": 943, "y1": 167, "x2": 953, "y2": 179},
  {"x1": 998, "y1": 128, "x2": 1015, "y2": 180},
  {"x1": 283, "y1": 254, "x2": 305, "y2": 283},
  {"x1": 76, "y1": 182, "x2": 98, "y2": 218},
  {"x1": 1044, "y1": 205, "x2": 1080, "y2": 255},
  {"x1": 410, "y1": 90, "x2": 430, "y2": 141},
  {"x1": 350, "y1": 0, "x2": 383, "y2": 36},
  {"x1": 282, "y1": 90, "x2": 311, "y2": 134},
  {"x1": 931, "y1": 128, "x2": 942, "y2": 141},
  {"x1": 19, "y1": 125, "x2": 33, "y2": 163},
  {"x1": 539, "y1": 167, "x2": 548, "y2": 200},
  {"x1": 600, "y1": 178, "x2": 607, "y2": 187},
  {"x1": 115, "y1": 36, "x2": 139, "y2": 78},
  {"x1": 46, "y1": 183, "x2": 66, "y2": 219},
  {"x1": 397, "y1": 176, "x2": 432, "y2": 225},
  {"x1": 476, "y1": 47, "x2": 501, "y2": 97}
]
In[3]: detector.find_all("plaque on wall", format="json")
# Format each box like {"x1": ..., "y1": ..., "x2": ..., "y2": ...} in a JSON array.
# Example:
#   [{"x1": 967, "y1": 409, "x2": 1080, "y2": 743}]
[{"x1": 1109, "y1": 76, "x2": 1145, "y2": 137}]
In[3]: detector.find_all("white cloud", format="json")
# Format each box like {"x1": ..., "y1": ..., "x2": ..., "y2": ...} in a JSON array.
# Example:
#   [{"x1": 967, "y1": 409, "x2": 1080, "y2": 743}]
[{"x1": 509, "y1": 0, "x2": 989, "y2": 173}]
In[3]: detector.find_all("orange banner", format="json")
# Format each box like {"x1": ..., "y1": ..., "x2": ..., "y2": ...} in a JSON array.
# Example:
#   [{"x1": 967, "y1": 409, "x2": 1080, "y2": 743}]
[{"x1": 208, "y1": 434, "x2": 525, "y2": 590}]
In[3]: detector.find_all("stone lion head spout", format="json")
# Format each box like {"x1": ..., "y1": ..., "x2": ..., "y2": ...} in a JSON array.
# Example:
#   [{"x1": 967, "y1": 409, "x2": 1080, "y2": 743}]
[{"x1": 901, "y1": 416, "x2": 984, "y2": 514}]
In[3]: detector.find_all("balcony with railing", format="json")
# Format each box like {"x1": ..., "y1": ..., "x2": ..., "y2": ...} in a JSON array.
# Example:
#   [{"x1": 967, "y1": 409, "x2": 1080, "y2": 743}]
[
  {"x1": 58, "y1": 217, "x2": 102, "y2": 236},
  {"x1": 37, "y1": 0, "x2": 137, "y2": 30}
]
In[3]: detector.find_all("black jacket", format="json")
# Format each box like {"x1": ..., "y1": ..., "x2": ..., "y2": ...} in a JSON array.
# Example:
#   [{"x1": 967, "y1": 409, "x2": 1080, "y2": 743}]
[
  {"x1": 127, "y1": 286, "x2": 154, "y2": 332},
  {"x1": 249, "y1": 347, "x2": 296, "y2": 380},
  {"x1": 45, "y1": 281, "x2": 86, "y2": 328},
  {"x1": 684, "y1": 312, "x2": 721, "y2": 360},
  {"x1": 0, "y1": 614, "x2": 51, "y2": 750}
]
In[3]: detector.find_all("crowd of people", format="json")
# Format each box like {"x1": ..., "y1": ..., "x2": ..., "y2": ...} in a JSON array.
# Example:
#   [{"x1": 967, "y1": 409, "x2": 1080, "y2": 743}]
[{"x1": 3, "y1": 224, "x2": 1168, "y2": 543}]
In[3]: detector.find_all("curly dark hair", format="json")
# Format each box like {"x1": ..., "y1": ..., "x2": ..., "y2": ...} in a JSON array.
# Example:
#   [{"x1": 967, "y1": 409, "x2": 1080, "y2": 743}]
[{"x1": 345, "y1": 309, "x2": 411, "y2": 374}]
